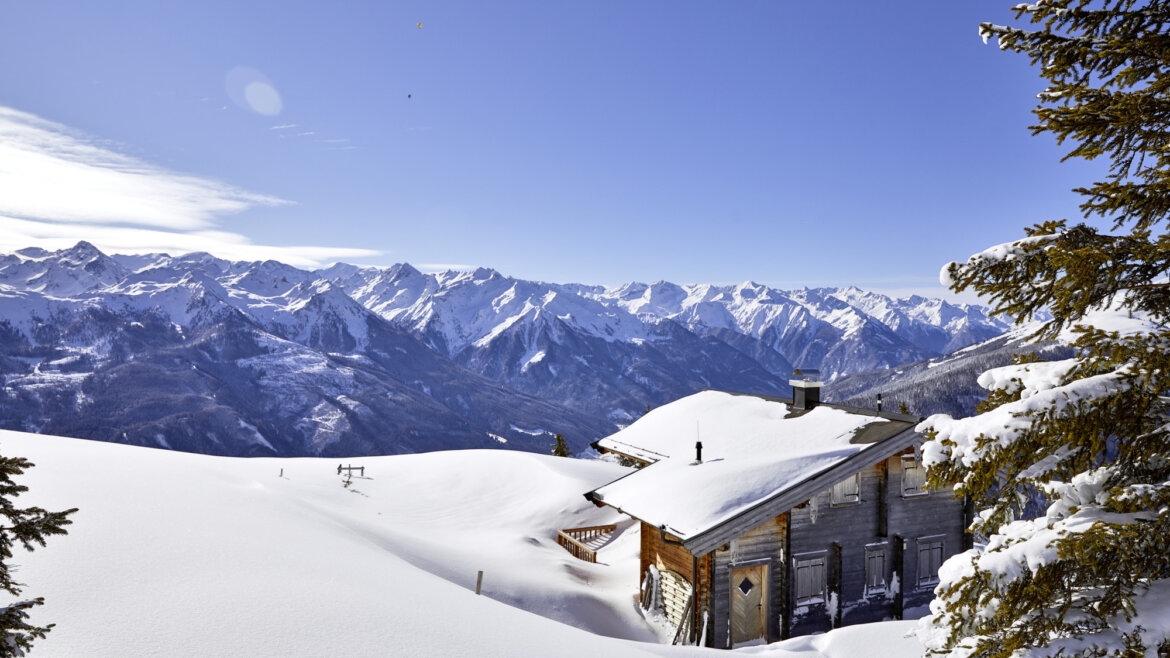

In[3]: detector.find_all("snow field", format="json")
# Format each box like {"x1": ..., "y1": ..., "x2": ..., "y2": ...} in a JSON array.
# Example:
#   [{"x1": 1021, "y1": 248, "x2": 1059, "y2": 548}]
[{"x1": 2, "y1": 431, "x2": 925, "y2": 657}]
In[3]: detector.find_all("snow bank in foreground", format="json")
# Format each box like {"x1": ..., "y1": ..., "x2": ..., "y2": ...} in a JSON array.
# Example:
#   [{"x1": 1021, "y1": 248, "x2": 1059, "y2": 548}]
[{"x1": 2, "y1": 431, "x2": 925, "y2": 657}]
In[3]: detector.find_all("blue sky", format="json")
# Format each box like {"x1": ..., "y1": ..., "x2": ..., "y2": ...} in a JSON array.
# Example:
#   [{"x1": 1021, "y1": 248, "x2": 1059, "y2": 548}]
[{"x1": 0, "y1": 1, "x2": 1106, "y2": 299}]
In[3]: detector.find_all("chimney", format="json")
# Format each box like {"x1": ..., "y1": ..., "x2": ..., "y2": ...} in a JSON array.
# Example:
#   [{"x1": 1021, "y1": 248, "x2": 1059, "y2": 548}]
[{"x1": 790, "y1": 368, "x2": 824, "y2": 411}]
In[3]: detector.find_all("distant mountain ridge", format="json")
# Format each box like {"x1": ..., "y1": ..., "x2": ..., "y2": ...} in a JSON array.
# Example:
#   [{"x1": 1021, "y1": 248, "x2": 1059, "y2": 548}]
[
  {"x1": 826, "y1": 325, "x2": 1074, "y2": 419},
  {"x1": 324, "y1": 265, "x2": 1011, "y2": 419},
  {"x1": 0, "y1": 242, "x2": 1011, "y2": 456}
]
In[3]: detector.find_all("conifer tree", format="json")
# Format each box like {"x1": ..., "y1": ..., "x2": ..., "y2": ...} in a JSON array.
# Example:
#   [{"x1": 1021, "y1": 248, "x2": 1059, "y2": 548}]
[
  {"x1": 551, "y1": 434, "x2": 573, "y2": 458},
  {"x1": 0, "y1": 454, "x2": 77, "y2": 656},
  {"x1": 917, "y1": 2, "x2": 1170, "y2": 656}
]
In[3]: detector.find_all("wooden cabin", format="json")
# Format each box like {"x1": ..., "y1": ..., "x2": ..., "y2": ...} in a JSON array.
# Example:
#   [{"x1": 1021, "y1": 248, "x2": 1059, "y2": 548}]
[{"x1": 585, "y1": 382, "x2": 969, "y2": 648}]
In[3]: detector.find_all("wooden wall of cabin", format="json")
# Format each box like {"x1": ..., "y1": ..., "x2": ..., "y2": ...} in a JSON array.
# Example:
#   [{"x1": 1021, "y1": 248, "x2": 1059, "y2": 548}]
[
  {"x1": 640, "y1": 521, "x2": 711, "y2": 643},
  {"x1": 709, "y1": 514, "x2": 787, "y2": 649},
  {"x1": 696, "y1": 552, "x2": 712, "y2": 646},
  {"x1": 641, "y1": 520, "x2": 695, "y2": 582},
  {"x1": 788, "y1": 462, "x2": 883, "y2": 637},
  {"x1": 786, "y1": 452, "x2": 966, "y2": 637},
  {"x1": 886, "y1": 451, "x2": 967, "y2": 616}
]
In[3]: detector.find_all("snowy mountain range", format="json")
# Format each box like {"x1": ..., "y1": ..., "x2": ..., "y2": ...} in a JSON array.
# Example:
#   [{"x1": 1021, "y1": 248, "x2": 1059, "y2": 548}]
[{"x1": 0, "y1": 242, "x2": 1011, "y2": 457}]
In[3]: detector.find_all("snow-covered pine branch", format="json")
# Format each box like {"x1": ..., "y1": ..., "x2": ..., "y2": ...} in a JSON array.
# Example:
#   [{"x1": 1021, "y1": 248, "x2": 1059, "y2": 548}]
[{"x1": 920, "y1": 2, "x2": 1170, "y2": 655}]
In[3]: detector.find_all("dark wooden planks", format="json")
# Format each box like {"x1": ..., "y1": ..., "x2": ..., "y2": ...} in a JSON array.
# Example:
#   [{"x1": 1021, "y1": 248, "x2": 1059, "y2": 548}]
[{"x1": 710, "y1": 515, "x2": 787, "y2": 648}]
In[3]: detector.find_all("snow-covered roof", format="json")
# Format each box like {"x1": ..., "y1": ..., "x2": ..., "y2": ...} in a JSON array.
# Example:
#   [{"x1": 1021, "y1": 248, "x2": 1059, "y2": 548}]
[{"x1": 589, "y1": 390, "x2": 918, "y2": 549}]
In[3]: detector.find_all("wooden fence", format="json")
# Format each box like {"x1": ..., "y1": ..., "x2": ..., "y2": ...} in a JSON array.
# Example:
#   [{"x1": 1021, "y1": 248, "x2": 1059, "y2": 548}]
[{"x1": 556, "y1": 524, "x2": 616, "y2": 563}]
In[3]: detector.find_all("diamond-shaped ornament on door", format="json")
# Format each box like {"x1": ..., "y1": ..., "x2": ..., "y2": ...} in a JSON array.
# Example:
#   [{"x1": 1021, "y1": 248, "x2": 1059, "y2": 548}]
[{"x1": 738, "y1": 577, "x2": 753, "y2": 595}]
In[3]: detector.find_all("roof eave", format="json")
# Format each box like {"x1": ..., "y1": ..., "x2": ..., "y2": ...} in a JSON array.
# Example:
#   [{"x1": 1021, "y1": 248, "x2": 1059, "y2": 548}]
[{"x1": 594, "y1": 437, "x2": 668, "y2": 464}]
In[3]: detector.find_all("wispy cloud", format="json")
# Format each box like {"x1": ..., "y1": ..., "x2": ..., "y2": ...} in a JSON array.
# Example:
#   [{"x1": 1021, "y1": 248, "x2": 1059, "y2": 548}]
[
  {"x1": 0, "y1": 215, "x2": 376, "y2": 268},
  {"x1": 296, "y1": 131, "x2": 315, "y2": 137},
  {"x1": 0, "y1": 107, "x2": 287, "y2": 230},
  {"x1": 0, "y1": 106, "x2": 380, "y2": 267},
  {"x1": 270, "y1": 123, "x2": 298, "y2": 130},
  {"x1": 319, "y1": 138, "x2": 350, "y2": 144}
]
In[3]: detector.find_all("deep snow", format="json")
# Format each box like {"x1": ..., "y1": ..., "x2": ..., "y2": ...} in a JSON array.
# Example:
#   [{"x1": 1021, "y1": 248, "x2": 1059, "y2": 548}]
[{"x1": 1, "y1": 431, "x2": 925, "y2": 657}]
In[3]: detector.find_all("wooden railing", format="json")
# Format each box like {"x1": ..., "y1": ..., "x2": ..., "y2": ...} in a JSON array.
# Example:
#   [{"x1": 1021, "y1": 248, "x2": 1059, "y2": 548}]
[{"x1": 556, "y1": 524, "x2": 616, "y2": 563}]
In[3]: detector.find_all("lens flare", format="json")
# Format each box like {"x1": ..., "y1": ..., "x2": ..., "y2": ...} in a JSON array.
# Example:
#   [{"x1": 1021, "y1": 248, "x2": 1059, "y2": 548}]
[
  {"x1": 225, "y1": 67, "x2": 283, "y2": 116},
  {"x1": 243, "y1": 82, "x2": 282, "y2": 116}
]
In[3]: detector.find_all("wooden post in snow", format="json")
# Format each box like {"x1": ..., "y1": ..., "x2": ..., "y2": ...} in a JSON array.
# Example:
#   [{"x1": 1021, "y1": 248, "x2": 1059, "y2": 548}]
[{"x1": 475, "y1": 570, "x2": 484, "y2": 595}]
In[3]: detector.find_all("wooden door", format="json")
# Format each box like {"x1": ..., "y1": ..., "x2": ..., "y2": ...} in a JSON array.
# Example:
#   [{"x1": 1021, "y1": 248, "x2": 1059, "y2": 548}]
[{"x1": 730, "y1": 564, "x2": 767, "y2": 645}]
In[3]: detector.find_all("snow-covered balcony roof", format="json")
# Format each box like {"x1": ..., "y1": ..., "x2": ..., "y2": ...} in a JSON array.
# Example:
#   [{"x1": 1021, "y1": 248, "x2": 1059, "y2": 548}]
[{"x1": 588, "y1": 390, "x2": 919, "y2": 555}]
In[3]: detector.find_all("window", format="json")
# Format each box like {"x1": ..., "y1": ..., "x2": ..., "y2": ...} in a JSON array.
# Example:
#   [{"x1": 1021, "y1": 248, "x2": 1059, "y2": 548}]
[
  {"x1": 917, "y1": 536, "x2": 945, "y2": 587},
  {"x1": 830, "y1": 473, "x2": 860, "y2": 505},
  {"x1": 793, "y1": 554, "x2": 826, "y2": 605},
  {"x1": 902, "y1": 453, "x2": 927, "y2": 497},
  {"x1": 738, "y1": 577, "x2": 754, "y2": 595},
  {"x1": 864, "y1": 545, "x2": 887, "y2": 594}
]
